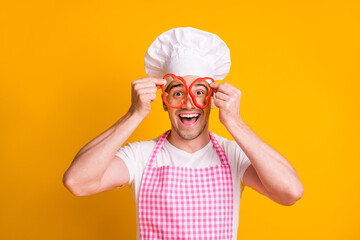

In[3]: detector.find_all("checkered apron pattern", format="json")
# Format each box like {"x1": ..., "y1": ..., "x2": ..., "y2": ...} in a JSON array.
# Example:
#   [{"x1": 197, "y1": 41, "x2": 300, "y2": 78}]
[{"x1": 138, "y1": 130, "x2": 234, "y2": 240}]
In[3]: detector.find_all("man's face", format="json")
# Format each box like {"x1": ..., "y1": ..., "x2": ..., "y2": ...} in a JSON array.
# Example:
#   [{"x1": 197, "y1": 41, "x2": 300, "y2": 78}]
[{"x1": 163, "y1": 75, "x2": 214, "y2": 140}]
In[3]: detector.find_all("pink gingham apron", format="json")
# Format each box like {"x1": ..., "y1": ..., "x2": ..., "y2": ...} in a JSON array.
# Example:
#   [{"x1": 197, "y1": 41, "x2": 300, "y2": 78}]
[{"x1": 138, "y1": 130, "x2": 234, "y2": 240}]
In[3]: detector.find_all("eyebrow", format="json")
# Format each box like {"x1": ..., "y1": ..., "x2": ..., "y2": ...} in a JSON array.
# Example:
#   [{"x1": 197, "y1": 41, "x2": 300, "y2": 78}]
[
  {"x1": 167, "y1": 83, "x2": 184, "y2": 92},
  {"x1": 166, "y1": 82, "x2": 209, "y2": 92},
  {"x1": 194, "y1": 83, "x2": 208, "y2": 89}
]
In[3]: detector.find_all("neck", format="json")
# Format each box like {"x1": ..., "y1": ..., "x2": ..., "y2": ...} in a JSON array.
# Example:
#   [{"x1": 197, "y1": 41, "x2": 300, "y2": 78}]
[{"x1": 167, "y1": 128, "x2": 211, "y2": 153}]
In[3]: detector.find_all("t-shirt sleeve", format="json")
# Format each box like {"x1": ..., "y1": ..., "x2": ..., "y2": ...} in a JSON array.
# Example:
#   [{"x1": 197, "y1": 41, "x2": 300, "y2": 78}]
[
  {"x1": 114, "y1": 142, "x2": 140, "y2": 186},
  {"x1": 223, "y1": 139, "x2": 252, "y2": 183},
  {"x1": 238, "y1": 146, "x2": 252, "y2": 183}
]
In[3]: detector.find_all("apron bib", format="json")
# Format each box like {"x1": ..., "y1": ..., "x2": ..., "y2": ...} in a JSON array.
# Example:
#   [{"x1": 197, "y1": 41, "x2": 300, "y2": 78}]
[{"x1": 138, "y1": 130, "x2": 234, "y2": 240}]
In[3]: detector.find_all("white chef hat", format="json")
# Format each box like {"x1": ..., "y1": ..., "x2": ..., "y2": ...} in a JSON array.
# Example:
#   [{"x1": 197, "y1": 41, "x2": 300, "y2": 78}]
[{"x1": 144, "y1": 27, "x2": 231, "y2": 88}]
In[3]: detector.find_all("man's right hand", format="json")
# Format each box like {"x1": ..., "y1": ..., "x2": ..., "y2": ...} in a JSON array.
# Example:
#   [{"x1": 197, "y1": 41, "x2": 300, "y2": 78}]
[{"x1": 128, "y1": 77, "x2": 166, "y2": 118}]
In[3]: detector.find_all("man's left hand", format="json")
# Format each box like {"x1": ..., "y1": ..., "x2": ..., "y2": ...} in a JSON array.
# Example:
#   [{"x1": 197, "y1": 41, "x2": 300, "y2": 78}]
[{"x1": 210, "y1": 82, "x2": 243, "y2": 128}]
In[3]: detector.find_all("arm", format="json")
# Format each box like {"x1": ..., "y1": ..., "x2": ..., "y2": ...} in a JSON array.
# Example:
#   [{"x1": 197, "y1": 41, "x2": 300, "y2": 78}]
[
  {"x1": 210, "y1": 82, "x2": 304, "y2": 206},
  {"x1": 63, "y1": 77, "x2": 166, "y2": 196}
]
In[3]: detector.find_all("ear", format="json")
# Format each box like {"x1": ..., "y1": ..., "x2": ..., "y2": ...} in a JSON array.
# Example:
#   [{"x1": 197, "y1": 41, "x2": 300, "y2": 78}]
[
  {"x1": 161, "y1": 94, "x2": 168, "y2": 111},
  {"x1": 210, "y1": 96, "x2": 216, "y2": 109}
]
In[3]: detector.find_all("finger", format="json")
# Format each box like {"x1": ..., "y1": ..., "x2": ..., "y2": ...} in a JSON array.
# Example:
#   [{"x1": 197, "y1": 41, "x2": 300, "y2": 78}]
[
  {"x1": 214, "y1": 98, "x2": 227, "y2": 108},
  {"x1": 211, "y1": 82, "x2": 232, "y2": 96},
  {"x1": 137, "y1": 87, "x2": 158, "y2": 95},
  {"x1": 139, "y1": 93, "x2": 157, "y2": 103},
  {"x1": 148, "y1": 78, "x2": 167, "y2": 90},
  {"x1": 132, "y1": 78, "x2": 167, "y2": 88},
  {"x1": 142, "y1": 93, "x2": 157, "y2": 103},
  {"x1": 133, "y1": 82, "x2": 165, "y2": 93},
  {"x1": 219, "y1": 82, "x2": 241, "y2": 96},
  {"x1": 133, "y1": 82, "x2": 156, "y2": 91},
  {"x1": 214, "y1": 91, "x2": 230, "y2": 101},
  {"x1": 219, "y1": 83, "x2": 235, "y2": 96},
  {"x1": 149, "y1": 93, "x2": 157, "y2": 102},
  {"x1": 210, "y1": 82, "x2": 219, "y2": 91},
  {"x1": 146, "y1": 77, "x2": 167, "y2": 86}
]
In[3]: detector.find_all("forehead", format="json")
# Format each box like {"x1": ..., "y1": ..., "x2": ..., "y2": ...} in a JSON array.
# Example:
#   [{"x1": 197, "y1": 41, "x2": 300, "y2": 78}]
[
  {"x1": 169, "y1": 75, "x2": 201, "y2": 87},
  {"x1": 182, "y1": 75, "x2": 202, "y2": 85}
]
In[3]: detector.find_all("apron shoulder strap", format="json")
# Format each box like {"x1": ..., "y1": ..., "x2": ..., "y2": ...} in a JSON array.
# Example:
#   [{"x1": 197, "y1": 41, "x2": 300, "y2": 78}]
[
  {"x1": 146, "y1": 130, "x2": 170, "y2": 168},
  {"x1": 209, "y1": 130, "x2": 231, "y2": 167}
]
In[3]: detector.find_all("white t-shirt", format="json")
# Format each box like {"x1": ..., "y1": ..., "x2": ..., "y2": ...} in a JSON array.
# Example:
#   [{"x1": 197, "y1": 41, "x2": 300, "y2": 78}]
[{"x1": 115, "y1": 132, "x2": 252, "y2": 240}]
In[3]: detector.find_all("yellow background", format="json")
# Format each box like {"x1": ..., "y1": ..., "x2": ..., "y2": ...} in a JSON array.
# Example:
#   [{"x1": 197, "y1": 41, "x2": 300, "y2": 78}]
[{"x1": 1, "y1": 0, "x2": 359, "y2": 239}]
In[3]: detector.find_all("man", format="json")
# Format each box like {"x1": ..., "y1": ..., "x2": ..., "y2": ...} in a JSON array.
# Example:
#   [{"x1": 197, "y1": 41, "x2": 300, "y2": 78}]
[{"x1": 63, "y1": 27, "x2": 304, "y2": 240}]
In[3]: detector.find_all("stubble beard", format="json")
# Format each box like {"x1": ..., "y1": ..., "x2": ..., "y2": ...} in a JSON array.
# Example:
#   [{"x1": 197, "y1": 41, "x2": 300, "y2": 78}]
[
  {"x1": 171, "y1": 110, "x2": 210, "y2": 140},
  {"x1": 171, "y1": 120, "x2": 208, "y2": 140}
]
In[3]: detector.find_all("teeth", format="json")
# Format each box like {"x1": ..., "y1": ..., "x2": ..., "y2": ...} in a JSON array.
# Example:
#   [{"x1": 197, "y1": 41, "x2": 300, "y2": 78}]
[{"x1": 179, "y1": 114, "x2": 199, "y2": 118}]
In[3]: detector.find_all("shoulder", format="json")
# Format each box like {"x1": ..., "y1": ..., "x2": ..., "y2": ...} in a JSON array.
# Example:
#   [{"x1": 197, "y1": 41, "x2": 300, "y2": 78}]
[
  {"x1": 210, "y1": 132, "x2": 246, "y2": 163},
  {"x1": 122, "y1": 138, "x2": 157, "y2": 149},
  {"x1": 211, "y1": 132, "x2": 238, "y2": 150},
  {"x1": 115, "y1": 135, "x2": 161, "y2": 157}
]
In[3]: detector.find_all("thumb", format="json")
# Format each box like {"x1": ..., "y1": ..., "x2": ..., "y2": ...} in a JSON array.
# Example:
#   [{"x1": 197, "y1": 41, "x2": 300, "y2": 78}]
[
  {"x1": 210, "y1": 82, "x2": 219, "y2": 91},
  {"x1": 156, "y1": 79, "x2": 167, "y2": 89}
]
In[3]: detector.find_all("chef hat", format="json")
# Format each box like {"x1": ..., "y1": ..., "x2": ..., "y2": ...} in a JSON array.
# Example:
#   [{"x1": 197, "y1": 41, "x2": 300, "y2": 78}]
[{"x1": 144, "y1": 27, "x2": 231, "y2": 87}]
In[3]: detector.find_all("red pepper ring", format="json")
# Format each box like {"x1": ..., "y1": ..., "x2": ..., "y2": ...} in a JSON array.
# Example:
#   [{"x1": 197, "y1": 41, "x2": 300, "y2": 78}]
[
  {"x1": 160, "y1": 73, "x2": 189, "y2": 109},
  {"x1": 189, "y1": 77, "x2": 215, "y2": 109},
  {"x1": 160, "y1": 73, "x2": 215, "y2": 109}
]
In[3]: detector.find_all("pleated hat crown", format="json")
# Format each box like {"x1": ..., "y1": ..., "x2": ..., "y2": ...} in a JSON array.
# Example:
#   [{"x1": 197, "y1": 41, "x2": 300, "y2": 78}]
[{"x1": 144, "y1": 27, "x2": 231, "y2": 86}]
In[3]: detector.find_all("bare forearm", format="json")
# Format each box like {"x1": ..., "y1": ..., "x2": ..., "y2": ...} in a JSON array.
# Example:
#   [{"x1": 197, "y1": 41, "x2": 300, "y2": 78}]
[
  {"x1": 210, "y1": 81, "x2": 303, "y2": 203},
  {"x1": 74, "y1": 112, "x2": 138, "y2": 159},
  {"x1": 63, "y1": 111, "x2": 143, "y2": 187},
  {"x1": 226, "y1": 119, "x2": 302, "y2": 196},
  {"x1": 63, "y1": 77, "x2": 165, "y2": 196}
]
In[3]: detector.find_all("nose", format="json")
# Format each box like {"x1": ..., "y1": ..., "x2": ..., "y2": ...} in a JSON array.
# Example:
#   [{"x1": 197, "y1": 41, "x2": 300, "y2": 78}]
[{"x1": 181, "y1": 92, "x2": 196, "y2": 109}]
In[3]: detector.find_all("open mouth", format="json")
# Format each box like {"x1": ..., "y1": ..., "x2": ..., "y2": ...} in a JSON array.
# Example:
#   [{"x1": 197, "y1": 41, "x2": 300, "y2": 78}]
[{"x1": 178, "y1": 113, "x2": 200, "y2": 127}]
